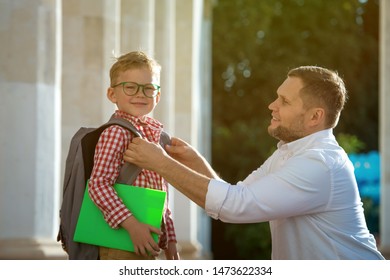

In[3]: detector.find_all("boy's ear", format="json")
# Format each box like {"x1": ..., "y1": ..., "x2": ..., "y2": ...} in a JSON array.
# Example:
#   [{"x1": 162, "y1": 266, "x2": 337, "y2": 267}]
[
  {"x1": 107, "y1": 87, "x2": 117, "y2": 103},
  {"x1": 155, "y1": 90, "x2": 161, "y2": 104}
]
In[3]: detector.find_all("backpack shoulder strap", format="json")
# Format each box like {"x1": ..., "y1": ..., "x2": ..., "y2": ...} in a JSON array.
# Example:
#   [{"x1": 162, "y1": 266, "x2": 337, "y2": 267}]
[
  {"x1": 160, "y1": 130, "x2": 171, "y2": 148},
  {"x1": 107, "y1": 115, "x2": 172, "y2": 185},
  {"x1": 105, "y1": 115, "x2": 143, "y2": 185},
  {"x1": 106, "y1": 115, "x2": 142, "y2": 138}
]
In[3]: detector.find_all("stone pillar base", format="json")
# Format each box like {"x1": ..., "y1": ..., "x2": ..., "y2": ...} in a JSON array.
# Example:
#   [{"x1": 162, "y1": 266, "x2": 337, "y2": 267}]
[
  {"x1": 0, "y1": 238, "x2": 68, "y2": 260},
  {"x1": 178, "y1": 241, "x2": 202, "y2": 260},
  {"x1": 157, "y1": 240, "x2": 212, "y2": 260}
]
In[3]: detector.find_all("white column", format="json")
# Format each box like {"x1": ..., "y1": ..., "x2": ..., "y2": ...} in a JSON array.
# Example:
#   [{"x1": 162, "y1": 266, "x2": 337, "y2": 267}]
[
  {"x1": 167, "y1": 0, "x2": 211, "y2": 259},
  {"x1": 379, "y1": 0, "x2": 390, "y2": 259},
  {"x1": 0, "y1": 0, "x2": 65, "y2": 259},
  {"x1": 60, "y1": 0, "x2": 119, "y2": 259},
  {"x1": 119, "y1": 0, "x2": 211, "y2": 259},
  {"x1": 120, "y1": 0, "x2": 155, "y2": 54},
  {"x1": 61, "y1": 0, "x2": 120, "y2": 171},
  {"x1": 195, "y1": 0, "x2": 213, "y2": 259},
  {"x1": 102, "y1": 0, "x2": 121, "y2": 119},
  {"x1": 154, "y1": 0, "x2": 176, "y2": 132}
]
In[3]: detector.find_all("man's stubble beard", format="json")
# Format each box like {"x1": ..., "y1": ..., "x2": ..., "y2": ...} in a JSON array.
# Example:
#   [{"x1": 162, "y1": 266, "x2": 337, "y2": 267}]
[{"x1": 268, "y1": 124, "x2": 305, "y2": 143}]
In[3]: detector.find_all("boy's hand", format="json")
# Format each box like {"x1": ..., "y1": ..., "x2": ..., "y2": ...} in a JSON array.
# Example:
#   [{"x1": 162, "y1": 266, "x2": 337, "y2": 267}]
[
  {"x1": 124, "y1": 137, "x2": 200, "y2": 172},
  {"x1": 164, "y1": 241, "x2": 180, "y2": 260},
  {"x1": 121, "y1": 215, "x2": 162, "y2": 257}
]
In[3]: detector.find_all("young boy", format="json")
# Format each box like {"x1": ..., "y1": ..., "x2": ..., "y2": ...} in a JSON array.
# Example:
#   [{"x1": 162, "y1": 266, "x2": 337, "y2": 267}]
[{"x1": 88, "y1": 51, "x2": 179, "y2": 260}]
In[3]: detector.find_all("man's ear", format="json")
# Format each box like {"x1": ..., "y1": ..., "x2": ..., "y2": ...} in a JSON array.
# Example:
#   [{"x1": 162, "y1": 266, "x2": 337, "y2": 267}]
[
  {"x1": 107, "y1": 87, "x2": 117, "y2": 103},
  {"x1": 309, "y1": 107, "x2": 325, "y2": 126}
]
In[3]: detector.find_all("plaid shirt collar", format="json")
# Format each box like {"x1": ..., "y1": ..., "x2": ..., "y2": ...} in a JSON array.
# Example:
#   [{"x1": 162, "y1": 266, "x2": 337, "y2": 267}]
[
  {"x1": 113, "y1": 110, "x2": 163, "y2": 144},
  {"x1": 114, "y1": 110, "x2": 163, "y2": 132}
]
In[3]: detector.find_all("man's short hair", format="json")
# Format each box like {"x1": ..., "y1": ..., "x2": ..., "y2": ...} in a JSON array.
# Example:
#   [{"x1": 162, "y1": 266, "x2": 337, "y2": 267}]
[{"x1": 288, "y1": 66, "x2": 348, "y2": 128}]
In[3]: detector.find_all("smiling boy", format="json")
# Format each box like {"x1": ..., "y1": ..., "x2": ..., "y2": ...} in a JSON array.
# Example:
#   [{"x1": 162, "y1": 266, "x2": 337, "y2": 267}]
[{"x1": 88, "y1": 51, "x2": 179, "y2": 260}]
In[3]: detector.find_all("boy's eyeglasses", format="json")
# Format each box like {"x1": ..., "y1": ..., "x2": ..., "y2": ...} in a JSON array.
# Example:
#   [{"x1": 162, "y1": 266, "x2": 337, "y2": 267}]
[{"x1": 111, "y1": 81, "x2": 160, "y2": 98}]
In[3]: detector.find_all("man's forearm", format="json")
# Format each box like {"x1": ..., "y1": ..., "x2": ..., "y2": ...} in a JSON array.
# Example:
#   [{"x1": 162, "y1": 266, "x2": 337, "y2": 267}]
[
  {"x1": 159, "y1": 156, "x2": 210, "y2": 209},
  {"x1": 188, "y1": 154, "x2": 219, "y2": 179}
]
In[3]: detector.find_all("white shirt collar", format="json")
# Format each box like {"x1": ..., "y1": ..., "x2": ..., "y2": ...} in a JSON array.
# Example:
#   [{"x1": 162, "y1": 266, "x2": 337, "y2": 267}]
[{"x1": 277, "y1": 129, "x2": 335, "y2": 153}]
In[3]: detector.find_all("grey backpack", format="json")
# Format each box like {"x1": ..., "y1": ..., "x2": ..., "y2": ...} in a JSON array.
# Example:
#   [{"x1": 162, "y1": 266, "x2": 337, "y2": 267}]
[{"x1": 57, "y1": 114, "x2": 170, "y2": 259}]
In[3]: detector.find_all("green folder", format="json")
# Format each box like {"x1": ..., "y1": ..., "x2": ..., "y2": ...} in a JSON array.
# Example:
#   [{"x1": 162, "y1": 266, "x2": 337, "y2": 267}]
[{"x1": 73, "y1": 182, "x2": 166, "y2": 252}]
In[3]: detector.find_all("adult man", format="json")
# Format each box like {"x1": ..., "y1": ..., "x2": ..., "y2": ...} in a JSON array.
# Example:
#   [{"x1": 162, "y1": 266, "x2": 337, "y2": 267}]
[{"x1": 124, "y1": 66, "x2": 384, "y2": 259}]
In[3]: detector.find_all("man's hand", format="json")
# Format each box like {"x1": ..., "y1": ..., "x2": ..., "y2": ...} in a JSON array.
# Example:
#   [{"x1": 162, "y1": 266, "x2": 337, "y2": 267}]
[
  {"x1": 124, "y1": 137, "x2": 166, "y2": 172},
  {"x1": 165, "y1": 137, "x2": 200, "y2": 168},
  {"x1": 166, "y1": 137, "x2": 219, "y2": 179}
]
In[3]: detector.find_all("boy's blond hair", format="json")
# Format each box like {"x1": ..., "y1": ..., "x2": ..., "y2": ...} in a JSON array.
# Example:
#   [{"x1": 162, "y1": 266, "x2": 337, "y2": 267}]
[{"x1": 109, "y1": 51, "x2": 161, "y2": 86}]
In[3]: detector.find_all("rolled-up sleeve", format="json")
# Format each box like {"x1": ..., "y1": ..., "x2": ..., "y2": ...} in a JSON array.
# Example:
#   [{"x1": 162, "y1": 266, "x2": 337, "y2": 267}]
[{"x1": 205, "y1": 178, "x2": 230, "y2": 219}]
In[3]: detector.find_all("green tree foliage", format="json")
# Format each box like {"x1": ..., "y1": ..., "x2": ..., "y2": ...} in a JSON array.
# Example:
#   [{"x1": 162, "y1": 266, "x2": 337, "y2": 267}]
[{"x1": 211, "y1": 0, "x2": 379, "y2": 260}]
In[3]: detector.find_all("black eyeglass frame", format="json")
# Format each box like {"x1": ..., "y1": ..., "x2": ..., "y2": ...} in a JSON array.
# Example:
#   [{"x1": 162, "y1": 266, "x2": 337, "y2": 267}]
[{"x1": 111, "y1": 81, "x2": 160, "y2": 98}]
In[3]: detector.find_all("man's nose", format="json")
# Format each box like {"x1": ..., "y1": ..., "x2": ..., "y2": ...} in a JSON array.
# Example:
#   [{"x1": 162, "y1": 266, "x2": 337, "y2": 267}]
[{"x1": 268, "y1": 100, "x2": 277, "y2": 110}]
